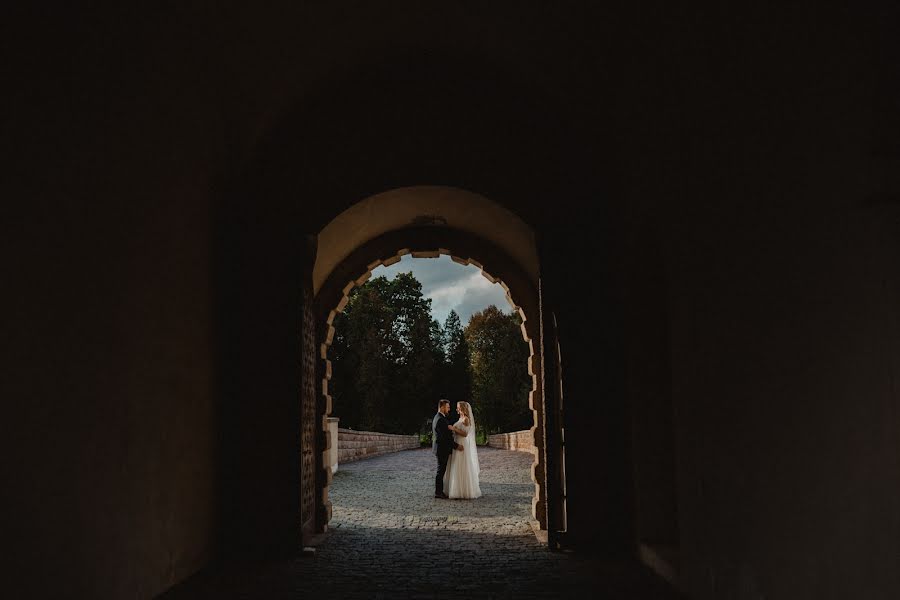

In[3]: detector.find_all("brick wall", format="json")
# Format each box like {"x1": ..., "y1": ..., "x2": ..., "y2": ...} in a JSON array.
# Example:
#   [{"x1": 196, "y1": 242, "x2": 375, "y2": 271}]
[
  {"x1": 487, "y1": 429, "x2": 535, "y2": 453},
  {"x1": 337, "y1": 428, "x2": 419, "y2": 463}
]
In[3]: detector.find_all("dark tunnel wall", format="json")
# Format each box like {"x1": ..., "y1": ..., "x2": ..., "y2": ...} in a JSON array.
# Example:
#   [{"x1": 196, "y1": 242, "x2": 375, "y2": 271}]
[{"x1": 3, "y1": 3, "x2": 899, "y2": 599}]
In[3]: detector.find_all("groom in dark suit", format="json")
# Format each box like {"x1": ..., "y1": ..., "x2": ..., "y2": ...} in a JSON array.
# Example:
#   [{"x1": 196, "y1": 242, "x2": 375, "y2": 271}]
[{"x1": 432, "y1": 399, "x2": 463, "y2": 498}]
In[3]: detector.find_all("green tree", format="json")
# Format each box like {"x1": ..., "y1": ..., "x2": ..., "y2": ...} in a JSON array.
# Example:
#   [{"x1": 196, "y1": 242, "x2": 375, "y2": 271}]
[
  {"x1": 331, "y1": 272, "x2": 443, "y2": 434},
  {"x1": 442, "y1": 310, "x2": 472, "y2": 403},
  {"x1": 330, "y1": 283, "x2": 394, "y2": 431},
  {"x1": 331, "y1": 276, "x2": 529, "y2": 438},
  {"x1": 387, "y1": 273, "x2": 437, "y2": 432},
  {"x1": 465, "y1": 305, "x2": 532, "y2": 435}
]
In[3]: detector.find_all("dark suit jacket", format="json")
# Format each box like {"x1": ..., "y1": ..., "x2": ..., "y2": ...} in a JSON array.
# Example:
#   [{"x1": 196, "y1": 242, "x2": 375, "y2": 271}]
[{"x1": 432, "y1": 412, "x2": 456, "y2": 457}]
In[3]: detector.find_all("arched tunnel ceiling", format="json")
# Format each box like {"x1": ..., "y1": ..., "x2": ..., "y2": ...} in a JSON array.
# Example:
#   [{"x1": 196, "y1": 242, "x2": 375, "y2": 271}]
[{"x1": 313, "y1": 186, "x2": 539, "y2": 295}]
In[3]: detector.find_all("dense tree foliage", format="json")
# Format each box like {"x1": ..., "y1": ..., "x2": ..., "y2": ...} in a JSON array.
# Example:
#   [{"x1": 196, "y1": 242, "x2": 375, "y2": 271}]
[
  {"x1": 330, "y1": 273, "x2": 440, "y2": 433},
  {"x1": 465, "y1": 305, "x2": 533, "y2": 434},
  {"x1": 441, "y1": 310, "x2": 472, "y2": 404},
  {"x1": 330, "y1": 271, "x2": 531, "y2": 437}
]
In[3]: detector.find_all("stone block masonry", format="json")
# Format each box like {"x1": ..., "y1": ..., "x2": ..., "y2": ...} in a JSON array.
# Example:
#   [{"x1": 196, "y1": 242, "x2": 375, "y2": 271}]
[
  {"x1": 337, "y1": 428, "x2": 419, "y2": 463},
  {"x1": 487, "y1": 428, "x2": 536, "y2": 453}
]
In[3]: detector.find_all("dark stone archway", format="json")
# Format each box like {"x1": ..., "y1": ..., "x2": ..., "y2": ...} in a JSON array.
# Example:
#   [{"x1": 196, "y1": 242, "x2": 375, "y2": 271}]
[
  {"x1": 210, "y1": 37, "x2": 619, "y2": 568},
  {"x1": 313, "y1": 226, "x2": 548, "y2": 534}
]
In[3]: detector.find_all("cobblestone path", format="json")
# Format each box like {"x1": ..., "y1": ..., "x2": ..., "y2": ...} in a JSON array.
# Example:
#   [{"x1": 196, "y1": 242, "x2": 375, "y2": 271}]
[{"x1": 165, "y1": 448, "x2": 682, "y2": 599}]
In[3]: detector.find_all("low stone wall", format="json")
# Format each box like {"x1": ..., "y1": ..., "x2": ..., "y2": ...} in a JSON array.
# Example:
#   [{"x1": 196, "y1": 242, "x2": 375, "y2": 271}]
[
  {"x1": 338, "y1": 428, "x2": 419, "y2": 463},
  {"x1": 487, "y1": 429, "x2": 535, "y2": 453}
]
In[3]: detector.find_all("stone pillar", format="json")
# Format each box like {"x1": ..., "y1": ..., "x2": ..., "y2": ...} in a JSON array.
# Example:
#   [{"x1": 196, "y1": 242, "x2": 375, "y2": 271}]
[{"x1": 328, "y1": 417, "x2": 340, "y2": 473}]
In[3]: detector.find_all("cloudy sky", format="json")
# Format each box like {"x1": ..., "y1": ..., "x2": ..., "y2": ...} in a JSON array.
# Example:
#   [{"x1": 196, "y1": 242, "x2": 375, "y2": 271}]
[{"x1": 372, "y1": 254, "x2": 513, "y2": 326}]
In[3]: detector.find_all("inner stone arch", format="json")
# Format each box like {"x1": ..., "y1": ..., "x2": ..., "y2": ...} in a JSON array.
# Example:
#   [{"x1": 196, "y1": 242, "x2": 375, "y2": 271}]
[
  {"x1": 313, "y1": 185, "x2": 540, "y2": 294},
  {"x1": 312, "y1": 189, "x2": 547, "y2": 535}
]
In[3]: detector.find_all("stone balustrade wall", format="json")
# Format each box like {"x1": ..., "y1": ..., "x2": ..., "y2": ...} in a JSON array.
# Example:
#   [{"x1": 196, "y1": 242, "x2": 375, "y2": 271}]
[
  {"x1": 337, "y1": 428, "x2": 420, "y2": 463},
  {"x1": 487, "y1": 429, "x2": 536, "y2": 453}
]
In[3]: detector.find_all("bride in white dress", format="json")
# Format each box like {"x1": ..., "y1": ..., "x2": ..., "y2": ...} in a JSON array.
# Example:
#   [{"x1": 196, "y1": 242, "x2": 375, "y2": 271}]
[{"x1": 443, "y1": 401, "x2": 481, "y2": 499}]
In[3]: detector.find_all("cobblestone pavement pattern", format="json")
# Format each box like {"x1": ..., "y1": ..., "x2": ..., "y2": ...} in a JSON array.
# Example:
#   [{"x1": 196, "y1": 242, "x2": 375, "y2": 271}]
[{"x1": 165, "y1": 448, "x2": 682, "y2": 599}]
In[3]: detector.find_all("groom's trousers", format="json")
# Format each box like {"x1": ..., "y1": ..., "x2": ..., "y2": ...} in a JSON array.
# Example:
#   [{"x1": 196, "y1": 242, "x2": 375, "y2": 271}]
[{"x1": 435, "y1": 452, "x2": 450, "y2": 495}]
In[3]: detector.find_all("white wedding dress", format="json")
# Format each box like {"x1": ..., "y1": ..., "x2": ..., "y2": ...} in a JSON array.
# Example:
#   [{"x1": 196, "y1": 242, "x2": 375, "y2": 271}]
[{"x1": 443, "y1": 419, "x2": 481, "y2": 499}]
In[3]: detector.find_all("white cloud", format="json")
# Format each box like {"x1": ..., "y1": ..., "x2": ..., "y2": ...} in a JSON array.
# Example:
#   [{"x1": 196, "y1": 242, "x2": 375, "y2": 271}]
[{"x1": 372, "y1": 254, "x2": 512, "y2": 325}]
